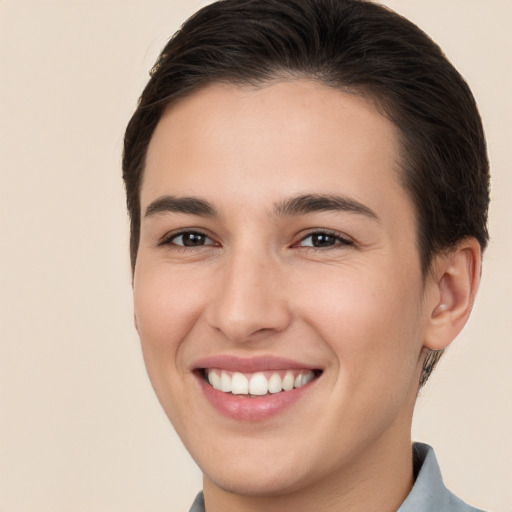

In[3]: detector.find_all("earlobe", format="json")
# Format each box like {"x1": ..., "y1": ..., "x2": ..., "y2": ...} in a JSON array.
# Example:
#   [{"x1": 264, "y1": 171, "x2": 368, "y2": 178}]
[{"x1": 423, "y1": 238, "x2": 481, "y2": 351}]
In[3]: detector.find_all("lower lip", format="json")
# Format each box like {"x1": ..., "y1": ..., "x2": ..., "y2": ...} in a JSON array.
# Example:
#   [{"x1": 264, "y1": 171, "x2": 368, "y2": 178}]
[{"x1": 196, "y1": 374, "x2": 318, "y2": 422}]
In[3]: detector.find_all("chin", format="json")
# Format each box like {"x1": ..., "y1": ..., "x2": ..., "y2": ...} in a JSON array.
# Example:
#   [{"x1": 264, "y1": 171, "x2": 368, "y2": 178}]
[
  {"x1": 203, "y1": 461, "x2": 314, "y2": 498},
  {"x1": 190, "y1": 432, "x2": 335, "y2": 499}
]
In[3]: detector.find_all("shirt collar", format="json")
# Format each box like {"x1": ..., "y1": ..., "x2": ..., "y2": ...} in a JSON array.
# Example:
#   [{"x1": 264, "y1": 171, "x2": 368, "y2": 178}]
[
  {"x1": 399, "y1": 442, "x2": 482, "y2": 512},
  {"x1": 399, "y1": 442, "x2": 451, "y2": 511},
  {"x1": 189, "y1": 491, "x2": 205, "y2": 512}
]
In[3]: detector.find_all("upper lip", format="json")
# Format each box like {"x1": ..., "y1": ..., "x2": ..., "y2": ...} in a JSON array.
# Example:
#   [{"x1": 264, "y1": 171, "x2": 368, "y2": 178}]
[{"x1": 192, "y1": 355, "x2": 321, "y2": 373}]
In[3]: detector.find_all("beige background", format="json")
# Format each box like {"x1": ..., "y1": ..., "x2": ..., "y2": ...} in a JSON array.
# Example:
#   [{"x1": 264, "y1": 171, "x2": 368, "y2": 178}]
[{"x1": 0, "y1": 0, "x2": 510, "y2": 511}]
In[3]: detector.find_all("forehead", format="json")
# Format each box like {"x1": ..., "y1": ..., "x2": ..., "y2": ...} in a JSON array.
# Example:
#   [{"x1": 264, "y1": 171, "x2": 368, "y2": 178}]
[{"x1": 142, "y1": 80, "x2": 411, "y2": 225}]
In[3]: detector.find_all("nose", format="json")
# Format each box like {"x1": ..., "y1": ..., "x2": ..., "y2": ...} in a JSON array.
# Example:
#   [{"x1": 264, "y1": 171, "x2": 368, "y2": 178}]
[{"x1": 205, "y1": 248, "x2": 292, "y2": 343}]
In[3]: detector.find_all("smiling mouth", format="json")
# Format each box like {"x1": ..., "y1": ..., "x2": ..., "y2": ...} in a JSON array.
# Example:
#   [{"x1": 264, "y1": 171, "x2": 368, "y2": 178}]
[{"x1": 200, "y1": 368, "x2": 323, "y2": 397}]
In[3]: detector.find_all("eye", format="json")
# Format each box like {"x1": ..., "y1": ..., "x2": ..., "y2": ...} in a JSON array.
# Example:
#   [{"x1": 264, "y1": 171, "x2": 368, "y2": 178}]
[
  {"x1": 163, "y1": 231, "x2": 215, "y2": 247},
  {"x1": 297, "y1": 231, "x2": 353, "y2": 248}
]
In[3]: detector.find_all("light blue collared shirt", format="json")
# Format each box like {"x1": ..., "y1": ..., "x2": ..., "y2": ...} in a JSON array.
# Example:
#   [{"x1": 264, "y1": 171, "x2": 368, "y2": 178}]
[{"x1": 189, "y1": 443, "x2": 485, "y2": 512}]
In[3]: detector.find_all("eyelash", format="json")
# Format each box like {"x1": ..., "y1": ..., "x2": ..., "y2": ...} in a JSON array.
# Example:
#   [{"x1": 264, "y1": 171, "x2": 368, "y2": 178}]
[
  {"x1": 159, "y1": 230, "x2": 217, "y2": 250},
  {"x1": 295, "y1": 230, "x2": 354, "y2": 249},
  {"x1": 159, "y1": 229, "x2": 353, "y2": 250}
]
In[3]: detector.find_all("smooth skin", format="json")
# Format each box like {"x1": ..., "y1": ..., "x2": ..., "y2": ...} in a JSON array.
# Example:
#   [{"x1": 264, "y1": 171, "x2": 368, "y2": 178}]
[{"x1": 133, "y1": 81, "x2": 480, "y2": 512}]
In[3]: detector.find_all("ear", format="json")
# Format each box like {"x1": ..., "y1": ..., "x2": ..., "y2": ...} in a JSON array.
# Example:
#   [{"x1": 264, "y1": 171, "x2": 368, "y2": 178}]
[{"x1": 423, "y1": 238, "x2": 481, "y2": 351}]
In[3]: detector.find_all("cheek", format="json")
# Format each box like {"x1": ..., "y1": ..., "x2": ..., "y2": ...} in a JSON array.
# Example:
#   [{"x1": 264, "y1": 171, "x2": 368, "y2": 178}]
[
  {"x1": 132, "y1": 263, "x2": 208, "y2": 403},
  {"x1": 294, "y1": 265, "x2": 425, "y2": 376},
  {"x1": 132, "y1": 264, "x2": 208, "y2": 429},
  {"x1": 134, "y1": 263, "x2": 204, "y2": 348}
]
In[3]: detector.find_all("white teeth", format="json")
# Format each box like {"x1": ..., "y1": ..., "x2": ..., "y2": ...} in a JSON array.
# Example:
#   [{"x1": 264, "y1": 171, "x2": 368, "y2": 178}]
[
  {"x1": 206, "y1": 369, "x2": 317, "y2": 395},
  {"x1": 249, "y1": 372, "x2": 268, "y2": 395},
  {"x1": 231, "y1": 372, "x2": 249, "y2": 395},
  {"x1": 282, "y1": 371, "x2": 294, "y2": 391},
  {"x1": 208, "y1": 369, "x2": 221, "y2": 390},
  {"x1": 302, "y1": 371, "x2": 314, "y2": 385},
  {"x1": 268, "y1": 373, "x2": 283, "y2": 393},
  {"x1": 220, "y1": 371, "x2": 232, "y2": 392}
]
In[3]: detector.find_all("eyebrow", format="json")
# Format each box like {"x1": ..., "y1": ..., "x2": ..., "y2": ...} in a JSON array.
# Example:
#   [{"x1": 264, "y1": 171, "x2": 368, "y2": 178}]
[
  {"x1": 145, "y1": 196, "x2": 217, "y2": 218},
  {"x1": 144, "y1": 193, "x2": 378, "y2": 220},
  {"x1": 273, "y1": 194, "x2": 378, "y2": 220}
]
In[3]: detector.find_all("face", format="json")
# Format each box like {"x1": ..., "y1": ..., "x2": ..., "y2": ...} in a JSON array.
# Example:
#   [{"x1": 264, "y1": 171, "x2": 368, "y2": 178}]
[{"x1": 134, "y1": 81, "x2": 433, "y2": 497}]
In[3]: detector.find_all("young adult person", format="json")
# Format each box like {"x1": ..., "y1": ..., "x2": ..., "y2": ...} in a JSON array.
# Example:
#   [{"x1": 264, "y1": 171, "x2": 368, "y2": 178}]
[{"x1": 122, "y1": 1, "x2": 490, "y2": 511}]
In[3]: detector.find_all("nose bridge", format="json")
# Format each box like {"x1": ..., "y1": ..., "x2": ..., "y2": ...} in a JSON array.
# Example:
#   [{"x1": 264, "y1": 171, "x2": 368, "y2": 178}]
[{"x1": 207, "y1": 242, "x2": 291, "y2": 342}]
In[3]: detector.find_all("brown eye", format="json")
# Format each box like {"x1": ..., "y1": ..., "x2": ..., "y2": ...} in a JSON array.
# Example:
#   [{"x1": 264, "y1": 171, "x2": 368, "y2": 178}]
[
  {"x1": 170, "y1": 231, "x2": 212, "y2": 247},
  {"x1": 298, "y1": 231, "x2": 352, "y2": 248},
  {"x1": 310, "y1": 233, "x2": 337, "y2": 247}
]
